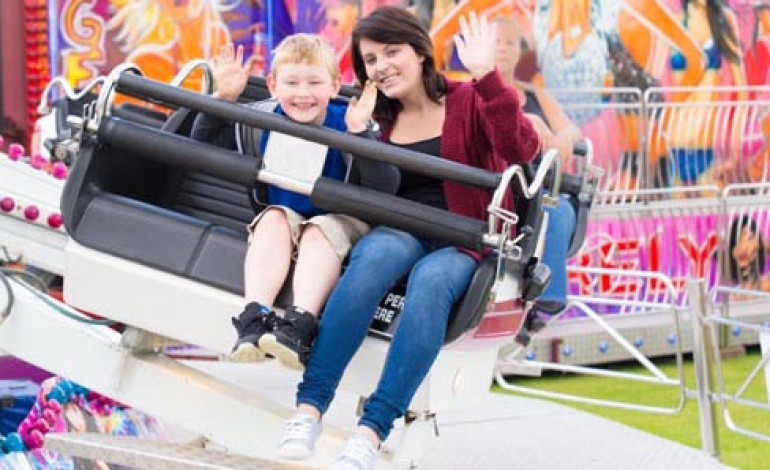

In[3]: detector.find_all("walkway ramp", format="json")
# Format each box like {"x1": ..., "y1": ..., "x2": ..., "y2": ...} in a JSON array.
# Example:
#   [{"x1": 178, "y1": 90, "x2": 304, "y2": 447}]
[{"x1": 188, "y1": 361, "x2": 726, "y2": 470}]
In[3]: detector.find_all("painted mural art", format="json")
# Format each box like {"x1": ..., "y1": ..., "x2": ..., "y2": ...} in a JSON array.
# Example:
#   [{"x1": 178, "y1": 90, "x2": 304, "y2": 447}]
[
  {"x1": 567, "y1": 211, "x2": 720, "y2": 315},
  {"x1": 49, "y1": 1, "x2": 770, "y2": 89},
  {"x1": 46, "y1": 0, "x2": 770, "y2": 308},
  {"x1": 51, "y1": 0, "x2": 257, "y2": 89},
  {"x1": 726, "y1": 212, "x2": 770, "y2": 299}
]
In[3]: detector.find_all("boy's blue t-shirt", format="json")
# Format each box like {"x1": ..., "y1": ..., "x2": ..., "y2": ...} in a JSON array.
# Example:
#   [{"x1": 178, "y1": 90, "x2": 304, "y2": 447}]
[{"x1": 259, "y1": 102, "x2": 348, "y2": 217}]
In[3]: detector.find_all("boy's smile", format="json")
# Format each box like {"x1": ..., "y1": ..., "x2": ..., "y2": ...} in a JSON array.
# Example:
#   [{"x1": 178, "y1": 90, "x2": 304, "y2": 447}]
[{"x1": 267, "y1": 62, "x2": 341, "y2": 125}]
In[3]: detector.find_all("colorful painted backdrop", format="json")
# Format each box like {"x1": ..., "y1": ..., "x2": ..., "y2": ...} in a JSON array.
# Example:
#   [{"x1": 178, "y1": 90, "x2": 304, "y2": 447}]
[
  {"x1": 47, "y1": 0, "x2": 770, "y2": 302},
  {"x1": 49, "y1": 1, "x2": 770, "y2": 88}
]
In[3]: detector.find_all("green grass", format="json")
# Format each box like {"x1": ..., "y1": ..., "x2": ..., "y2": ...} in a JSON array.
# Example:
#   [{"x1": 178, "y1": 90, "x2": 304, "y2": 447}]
[{"x1": 495, "y1": 350, "x2": 770, "y2": 470}]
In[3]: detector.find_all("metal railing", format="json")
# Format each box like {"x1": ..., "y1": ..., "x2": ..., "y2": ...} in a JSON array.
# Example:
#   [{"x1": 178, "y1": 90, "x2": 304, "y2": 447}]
[
  {"x1": 499, "y1": 182, "x2": 770, "y2": 459},
  {"x1": 545, "y1": 85, "x2": 770, "y2": 202},
  {"x1": 497, "y1": 268, "x2": 687, "y2": 415}
]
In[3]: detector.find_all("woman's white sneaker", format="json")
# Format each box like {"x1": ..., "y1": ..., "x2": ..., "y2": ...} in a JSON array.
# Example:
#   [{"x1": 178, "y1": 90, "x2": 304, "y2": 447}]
[
  {"x1": 277, "y1": 413, "x2": 321, "y2": 460},
  {"x1": 330, "y1": 433, "x2": 379, "y2": 470}
]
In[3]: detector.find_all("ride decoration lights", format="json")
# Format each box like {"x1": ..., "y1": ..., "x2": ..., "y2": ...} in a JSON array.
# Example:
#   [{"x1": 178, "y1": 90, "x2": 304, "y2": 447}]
[
  {"x1": 7, "y1": 144, "x2": 24, "y2": 162},
  {"x1": 1, "y1": 143, "x2": 67, "y2": 231},
  {"x1": 0, "y1": 378, "x2": 123, "y2": 454},
  {"x1": 23, "y1": 0, "x2": 52, "y2": 142},
  {"x1": 0, "y1": 198, "x2": 14, "y2": 213}
]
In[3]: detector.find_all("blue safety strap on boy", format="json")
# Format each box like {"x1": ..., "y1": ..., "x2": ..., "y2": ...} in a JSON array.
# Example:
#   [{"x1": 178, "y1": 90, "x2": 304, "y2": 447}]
[{"x1": 254, "y1": 101, "x2": 348, "y2": 217}]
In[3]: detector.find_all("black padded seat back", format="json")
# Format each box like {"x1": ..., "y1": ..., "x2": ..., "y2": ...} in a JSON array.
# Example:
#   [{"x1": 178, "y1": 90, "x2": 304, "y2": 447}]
[
  {"x1": 62, "y1": 109, "x2": 297, "y2": 300},
  {"x1": 159, "y1": 108, "x2": 255, "y2": 234},
  {"x1": 553, "y1": 171, "x2": 595, "y2": 258},
  {"x1": 62, "y1": 116, "x2": 253, "y2": 295},
  {"x1": 77, "y1": 192, "x2": 210, "y2": 273},
  {"x1": 566, "y1": 182, "x2": 594, "y2": 258},
  {"x1": 242, "y1": 78, "x2": 273, "y2": 102},
  {"x1": 112, "y1": 103, "x2": 167, "y2": 129},
  {"x1": 62, "y1": 136, "x2": 224, "y2": 275},
  {"x1": 444, "y1": 256, "x2": 497, "y2": 343},
  {"x1": 155, "y1": 107, "x2": 294, "y2": 301},
  {"x1": 169, "y1": 172, "x2": 254, "y2": 234}
]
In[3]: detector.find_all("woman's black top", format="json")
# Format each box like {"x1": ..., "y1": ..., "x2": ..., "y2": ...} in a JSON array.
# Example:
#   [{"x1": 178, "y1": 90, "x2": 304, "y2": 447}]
[
  {"x1": 522, "y1": 90, "x2": 549, "y2": 127},
  {"x1": 390, "y1": 136, "x2": 447, "y2": 210}
]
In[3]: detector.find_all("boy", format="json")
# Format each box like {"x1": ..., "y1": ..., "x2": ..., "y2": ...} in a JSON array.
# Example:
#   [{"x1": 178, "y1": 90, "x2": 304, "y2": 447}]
[{"x1": 192, "y1": 35, "x2": 396, "y2": 370}]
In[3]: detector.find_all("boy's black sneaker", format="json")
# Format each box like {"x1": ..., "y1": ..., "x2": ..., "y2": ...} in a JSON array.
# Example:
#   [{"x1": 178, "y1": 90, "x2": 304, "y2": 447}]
[
  {"x1": 259, "y1": 306, "x2": 317, "y2": 371},
  {"x1": 229, "y1": 302, "x2": 276, "y2": 363}
]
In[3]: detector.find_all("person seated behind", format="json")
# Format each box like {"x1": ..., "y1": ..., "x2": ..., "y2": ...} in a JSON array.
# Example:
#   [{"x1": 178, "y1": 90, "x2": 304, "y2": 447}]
[
  {"x1": 192, "y1": 35, "x2": 398, "y2": 370},
  {"x1": 495, "y1": 16, "x2": 581, "y2": 318}
]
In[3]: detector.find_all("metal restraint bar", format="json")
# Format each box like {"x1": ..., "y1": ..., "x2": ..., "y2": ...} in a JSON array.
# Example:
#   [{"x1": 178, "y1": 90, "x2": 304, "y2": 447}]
[
  {"x1": 97, "y1": 71, "x2": 567, "y2": 254},
  {"x1": 97, "y1": 118, "x2": 489, "y2": 251},
  {"x1": 113, "y1": 73, "x2": 502, "y2": 190},
  {"x1": 97, "y1": 118, "x2": 258, "y2": 188}
]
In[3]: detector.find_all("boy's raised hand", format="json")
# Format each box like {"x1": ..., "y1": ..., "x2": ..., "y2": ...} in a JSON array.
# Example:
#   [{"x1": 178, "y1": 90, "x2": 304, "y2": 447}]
[
  {"x1": 453, "y1": 12, "x2": 497, "y2": 80},
  {"x1": 345, "y1": 80, "x2": 378, "y2": 133},
  {"x1": 212, "y1": 43, "x2": 253, "y2": 102}
]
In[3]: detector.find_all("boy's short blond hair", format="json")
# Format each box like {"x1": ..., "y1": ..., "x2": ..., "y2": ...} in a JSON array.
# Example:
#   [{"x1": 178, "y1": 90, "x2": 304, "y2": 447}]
[{"x1": 271, "y1": 34, "x2": 339, "y2": 80}]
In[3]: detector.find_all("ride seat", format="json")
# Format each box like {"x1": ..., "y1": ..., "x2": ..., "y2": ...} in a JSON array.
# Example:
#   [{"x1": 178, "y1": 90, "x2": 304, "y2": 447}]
[
  {"x1": 562, "y1": 171, "x2": 594, "y2": 258},
  {"x1": 61, "y1": 110, "x2": 543, "y2": 345}
]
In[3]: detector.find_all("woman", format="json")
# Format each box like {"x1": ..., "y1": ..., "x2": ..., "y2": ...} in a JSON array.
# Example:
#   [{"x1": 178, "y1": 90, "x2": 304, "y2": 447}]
[
  {"x1": 494, "y1": 16, "x2": 579, "y2": 318},
  {"x1": 277, "y1": 7, "x2": 540, "y2": 469}
]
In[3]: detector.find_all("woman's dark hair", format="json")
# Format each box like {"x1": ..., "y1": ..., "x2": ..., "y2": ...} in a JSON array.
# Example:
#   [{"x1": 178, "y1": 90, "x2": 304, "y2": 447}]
[
  {"x1": 728, "y1": 215, "x2": 766, "y2": 283},
  {"x1": 684, "y1": 0, "x2": 740, "y2": 64},
  {"x1": 351, "y1": 6, "x2": 447, "y2": 129}
]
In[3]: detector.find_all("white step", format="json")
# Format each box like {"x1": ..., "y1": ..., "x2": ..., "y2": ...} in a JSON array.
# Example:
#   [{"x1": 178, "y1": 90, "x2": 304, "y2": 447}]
[{"x1": 44, "y1": 433, "x2": 309, "y2": 470}]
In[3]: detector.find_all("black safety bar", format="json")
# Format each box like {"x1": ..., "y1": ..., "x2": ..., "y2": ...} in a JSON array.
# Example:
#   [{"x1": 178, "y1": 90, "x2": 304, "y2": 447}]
[
  {"x1": 98, "y1": 118, "x2": 258, "y2": 187},
  {"x1": 114, "y1": 74, "x2": 501, "y2": 190},
  {"x1": 312, "y1": 179, "x2": 486, "y2": 251},
  {"x1": 97, "y1": 117, "x2": 487, "y2": 250}
]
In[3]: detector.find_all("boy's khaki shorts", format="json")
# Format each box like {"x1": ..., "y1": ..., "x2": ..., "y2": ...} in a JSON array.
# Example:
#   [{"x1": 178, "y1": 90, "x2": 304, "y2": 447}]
[{"x1": 247, "y1": 205, "x2": 370, "y2": 261}]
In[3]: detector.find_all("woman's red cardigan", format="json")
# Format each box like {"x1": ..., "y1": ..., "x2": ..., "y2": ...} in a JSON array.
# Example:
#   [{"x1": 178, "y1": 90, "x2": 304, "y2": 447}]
[{"x1": 380, "y1": 69, "x2": 541, "y2": 259}]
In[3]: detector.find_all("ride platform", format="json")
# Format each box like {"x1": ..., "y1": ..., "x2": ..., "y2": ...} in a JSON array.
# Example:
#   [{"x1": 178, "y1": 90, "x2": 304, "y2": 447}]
[{"x1": 149, "y1": 360, "x2": 724, "y2": 470}]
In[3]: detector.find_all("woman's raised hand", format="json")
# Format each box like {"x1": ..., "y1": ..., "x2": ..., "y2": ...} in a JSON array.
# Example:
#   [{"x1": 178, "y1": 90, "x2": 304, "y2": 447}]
[
  {"x1": 453, "y1": 12, "x2": 497, "y2": 80},
  {"x1": 345, "y1": 80, "x2": 378, "y2": 133},
  {"x1": 212, "y1": 43, "x2": 254, "y2": 102}
]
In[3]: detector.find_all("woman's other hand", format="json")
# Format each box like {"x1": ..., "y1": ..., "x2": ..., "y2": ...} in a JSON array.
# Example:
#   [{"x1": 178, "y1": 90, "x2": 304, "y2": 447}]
[
  {"x1": 454, "y1": 12, "x2": 497, "y2": 80},
  {"x1": 212, "y1": 43, "x2": 254, "y2": 102},
  {"x1": 554, "y1": 126, "x2": 582, "y2": 168},
  {"x1": 525, "y1": 113, "x2": 552, "y2": 153},
  {"x1": 346, "y1": 80, "x2": 378, "y2": 133}
]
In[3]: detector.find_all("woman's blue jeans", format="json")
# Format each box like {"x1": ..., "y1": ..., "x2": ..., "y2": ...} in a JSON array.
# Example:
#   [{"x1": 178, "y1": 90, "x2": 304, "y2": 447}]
[
  {"x1": 296, "y1": 226, "x2": 477, "y2": 441},
  {"x1": 539, "y1": 195, "x2": 577, "y2": 312}
]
